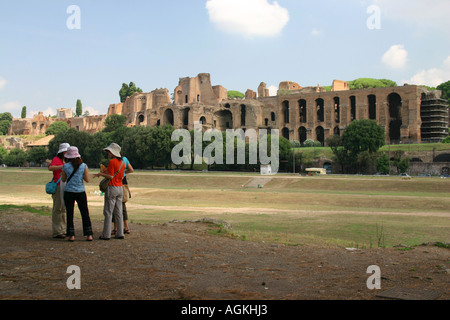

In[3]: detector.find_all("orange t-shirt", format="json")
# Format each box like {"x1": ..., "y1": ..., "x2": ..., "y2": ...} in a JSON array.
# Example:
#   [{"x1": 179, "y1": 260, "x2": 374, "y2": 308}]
[{"x1": 106, "y1": 158, "x2": 125, "y2": 187}]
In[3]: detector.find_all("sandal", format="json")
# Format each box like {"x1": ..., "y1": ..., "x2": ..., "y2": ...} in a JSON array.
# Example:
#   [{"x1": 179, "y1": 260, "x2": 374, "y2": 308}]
[
  {"x1": 53, "y1": 234, "x2": 66, "y2": 239},
  {"x1": 68, "y1": 236, "x2": 75, "y2": 242},
  {"x1": 111, "y1": 230, "x2": 117, "y2": 235},
  {"x1": 124, "y1": 229, "x2": 130, "y2": 234},
  {"x1": 99, "y1": 236, "x2": 110, "y2": 240},
  {"x1": 86, "y1": 235, "x2": 93, "y2": 241}
]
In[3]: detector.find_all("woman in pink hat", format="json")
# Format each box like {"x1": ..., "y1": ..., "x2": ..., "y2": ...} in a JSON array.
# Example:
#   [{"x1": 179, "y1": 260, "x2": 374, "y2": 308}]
[{"x1": 62, "y1": 146, "x2": 93, "y2": 242}]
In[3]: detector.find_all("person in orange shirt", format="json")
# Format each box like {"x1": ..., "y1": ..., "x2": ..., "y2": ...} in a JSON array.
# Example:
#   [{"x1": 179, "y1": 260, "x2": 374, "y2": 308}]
[{"x1": 94, "y1": 143, "x2": 125, "y2": 240}]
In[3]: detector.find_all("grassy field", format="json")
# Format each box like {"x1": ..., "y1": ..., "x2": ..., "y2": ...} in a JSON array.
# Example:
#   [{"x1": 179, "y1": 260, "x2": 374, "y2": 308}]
[{"x1": 0, "y1": 168, "x2": 449, "y2": 248}]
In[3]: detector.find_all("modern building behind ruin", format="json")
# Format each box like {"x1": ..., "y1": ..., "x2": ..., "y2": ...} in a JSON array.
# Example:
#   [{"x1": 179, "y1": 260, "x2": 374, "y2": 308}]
[{"x1": 9, "y1": 73, "x2": 449, "y2": 145}]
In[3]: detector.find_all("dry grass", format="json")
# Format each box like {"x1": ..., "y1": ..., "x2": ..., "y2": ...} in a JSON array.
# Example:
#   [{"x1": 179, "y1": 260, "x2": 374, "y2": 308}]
[{"x1": 0, "y1": 168, "x2": 449, "y2": 248}]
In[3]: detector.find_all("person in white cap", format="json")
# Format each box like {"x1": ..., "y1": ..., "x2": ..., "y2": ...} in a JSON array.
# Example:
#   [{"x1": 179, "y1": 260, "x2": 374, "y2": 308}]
[
  {"x1": 48, "y1": 142, "x2": 70, "y2": 239},
  {"x1": 94, "y1": 143, "x2": 126, "y2": 240},
  {"x1": 62, "y1": 146, "x2": 93, "y2": 242}
]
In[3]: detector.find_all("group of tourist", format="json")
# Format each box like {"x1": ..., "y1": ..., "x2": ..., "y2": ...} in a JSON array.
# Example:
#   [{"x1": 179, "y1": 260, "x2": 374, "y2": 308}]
[{"x1": 48, "y1": 142, "x2": 133, "y2": 242}]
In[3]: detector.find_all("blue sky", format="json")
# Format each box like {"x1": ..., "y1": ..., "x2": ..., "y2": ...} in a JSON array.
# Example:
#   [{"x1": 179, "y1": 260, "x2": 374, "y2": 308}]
[{"x1": 1, "y1": 0, "x2": 449, "y2": 118}]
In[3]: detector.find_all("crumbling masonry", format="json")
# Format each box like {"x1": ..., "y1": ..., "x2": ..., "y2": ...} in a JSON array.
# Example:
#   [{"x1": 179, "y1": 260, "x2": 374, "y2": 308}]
[{"x1": 9, "y1": 73, "x2": 449, "y2": 145}]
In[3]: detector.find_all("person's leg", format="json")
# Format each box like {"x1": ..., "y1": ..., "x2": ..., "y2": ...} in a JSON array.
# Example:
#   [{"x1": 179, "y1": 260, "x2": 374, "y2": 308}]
[
  {"x1": 100, "y1": 187, "x2": 115, "y2": 239},
  {"x1": 123, "y1": 202, "x2": 130, "y2": 233},
  {"x1": 112, "y1": 186, "x2": 124, "y2": 238},
  {"x1": 52, "y1": 185, "x2": 66, "y2": 238},
  {"x1": 76, "y1": 192, "x2": 93, "y2": 240},
  {"x1": 64, "y1": 192, "x2": 76, "y2": 241}
]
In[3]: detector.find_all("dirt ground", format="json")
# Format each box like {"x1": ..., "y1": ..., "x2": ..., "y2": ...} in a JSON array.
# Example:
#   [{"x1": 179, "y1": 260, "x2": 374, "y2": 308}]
[{"x1": 0, "y1": 209, "x2": 448, "y2": 302}]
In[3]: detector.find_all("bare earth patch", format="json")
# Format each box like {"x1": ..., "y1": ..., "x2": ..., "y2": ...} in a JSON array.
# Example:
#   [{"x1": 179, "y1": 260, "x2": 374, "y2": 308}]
[{"x1": 0, "y1": 209, "x2": 448, "y2": 303}]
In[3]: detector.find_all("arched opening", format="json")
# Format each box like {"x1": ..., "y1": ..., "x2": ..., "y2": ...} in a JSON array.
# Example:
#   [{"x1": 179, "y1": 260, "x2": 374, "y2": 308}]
[
  {"x1": 316, "y1": 126, "x2": 324, "y2": 146},
  {"x1": 138, "y1": 114, "x2": 145, "y2": 124},
  {"x1": 214, "y1": 110, "x2": 233, "y2": 130},
  {"x1": 271, "y1": 112, "x2": 276, "y2": 122},
  {"x1": 264, "y1": 118, "x2": 269, "y2": 127},
  {"x1": 199, "y1": 116, "x2": 206, "y2": 125},
  {"x1": 240, "y1": 104, "x2": 246, "y2": 126},
  {"x1": 299, "y1": 99, "x2": 307, "y2": 123},
  {"x1": 350, "y1": 96, "x2": 356, "y2": 121},
  {"x1": 163, "y1": 109, "x2": 174, "y2": 126},
  {"x1": 299, "y1": 127, "x2": 307, "y2": 145},
  {"x1": 182, "y1": 108, "x2": 190, "y2": 126},
  {"x1": 282, "y1": 127, "x2": 290, "y2": 140},
  {"x1": 388, "y1": 93, "x2": 402, "y2": 142},
  {"x1": 368, "y1": 95, "x2": 376, "y2": 120},
  {"x1": 316, "y1": 99, "x2": 324, "y2": 122},
  {"x1": 334, "y1": 97, "x2": 340, "y2": 123},
  {"x1": 282, "y1": 100, "x2": 289, "y2": 124},
  {"x1": 333, "y1": 126, "x2": 340, "y2": 136}
]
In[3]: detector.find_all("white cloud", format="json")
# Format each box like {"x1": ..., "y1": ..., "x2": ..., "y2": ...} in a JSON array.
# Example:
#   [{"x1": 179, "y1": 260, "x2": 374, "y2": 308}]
[
  {"x1": 0, "y1": 101, "x2": 21, "y2": 116},
  {"x1": 30, "y1": 107, "x2": 56, "y2": 118},
  {"x1": 85, "y1": 106, "x2": 100, "y2": 116},
  {"x1": 311, "y1": 28, "x2": 322, "y2": 36},
  {"x1": 268, "y1": 85, "x2": 277, "y2": 96},
  {"x1": 373, "y1": 0, "x2": 450, "y2": 32},
  {"x1": 206, "y1": 0, "x2": 289, "y2": 37},
  {"x1": 382, "y1": 45, "x2": 408, "y2": 69},
  {"x1": 0, "y1": 77, "x2": 7, "y2": 90},
  {"x1": 402, "y1": 55, "x2": 450, "y2": 87}
]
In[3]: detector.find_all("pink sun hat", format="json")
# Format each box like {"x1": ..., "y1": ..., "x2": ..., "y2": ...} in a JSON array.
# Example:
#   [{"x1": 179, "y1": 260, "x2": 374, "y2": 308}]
[{"x1": 65, "y1": 146, "x2": 81, "y2": 159}]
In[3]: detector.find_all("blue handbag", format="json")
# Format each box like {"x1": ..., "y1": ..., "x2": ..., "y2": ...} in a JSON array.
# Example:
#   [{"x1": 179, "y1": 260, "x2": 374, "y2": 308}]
[{"x1": 46, "y1": 177, "x2": 61, "y2": 194}]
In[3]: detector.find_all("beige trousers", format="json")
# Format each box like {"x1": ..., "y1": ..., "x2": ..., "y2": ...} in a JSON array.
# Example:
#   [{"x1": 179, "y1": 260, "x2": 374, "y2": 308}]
[{"x1": 51, "y1": 184, "x2": 66, "y2": 237}]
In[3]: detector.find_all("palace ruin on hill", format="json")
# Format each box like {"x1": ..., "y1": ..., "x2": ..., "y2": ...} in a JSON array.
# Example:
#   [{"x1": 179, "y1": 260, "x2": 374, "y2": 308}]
[{"x1": 9, "y1": 73, "x2": 449, "y2": 145}]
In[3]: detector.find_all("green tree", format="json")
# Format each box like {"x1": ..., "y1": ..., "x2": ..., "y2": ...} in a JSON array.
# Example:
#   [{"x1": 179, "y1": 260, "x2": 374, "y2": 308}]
[
  {"x1": 227, "y1": 90, "x2": 245, "y2": 99},
  {"x1": 104, "y1": 114, "x2": 127, "y2": 132},
  {"x1": 21, "y1": 106, "x2": 27, "y2": 119},
  {"x1": 45, "y1": 121, "x2": 69, "y2": 136},
  {"x1": 391, "y1": 151, "x2": 410, "y2": 174},
  {"x1": 47, "y1": 128, "x2": 93, "y2": 163},
  {"x1": 76, "y1": 99, "x2": 82, "y2": 117},
  {"x1": 0, "y1": 120, "x2": 10, "y2": 135},
  {"x1": 348, "y1": 78, "x2": 397, "y2": 90},
  {"x1": 376, "y1": 153, "x2": 390, "y2": 174},
  {"x1": 0, "y1": 112, "x2": 13, "y2": 122},
  {"x1": 436, "y1": 80, "x2": 450, "y2": 104},
  {"x1": 4, "y1": 148, "x2": 28, "y2": 167},
  {"x1": 0, "y1": 146, "x2": 7, "y2": 164},
  {"x1": 119, "y1": 82, "x2": 143, "y2": 103},
  {"x1": 342, "y1": 119, "x2": 385, "y2": 155},
  {"x1": 27, "y1": 146, "x2": 48, "y2": 166}
]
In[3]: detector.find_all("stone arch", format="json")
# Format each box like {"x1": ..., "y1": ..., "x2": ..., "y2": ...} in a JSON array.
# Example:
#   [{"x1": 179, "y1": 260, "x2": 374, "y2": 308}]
[
  {"x1": 281, "y1": 127, "x2": 290, "y2": 140},
  {"x1": 199, "y1": 116, "x2": 206, "y2": 125},
  {"x1": 334, "y1": 97, "x2": 340, "y2": 123},
  {"x1": 282, "y1": 100, "x2": 289, "y2": 124},
  {"x1": 388, "y1": 93, "x2": 402, "y2": 142},
  {"x1": 163, "y1": 109, "x2": 174, "y2": 126},
  {"x1": 182, "y1": 108, "x2": 190, "y2": 126},
  {"x1": 138, "y1": 114, "x2": 145, "y2": 124},
  {"x1": 316, "y1": 126, "x2": 324, "y2": 146},
  {"x1": 333, "y1": 126, "x2": 340, "y2": 136},
  {"x1": 299, "y1": 99, "x2": 307, "y2": 123},
  {"x1": 298, "y1": 127, "x2": 307, "y2": 145},
  {"x1": 368, "y1": 94, "x2": 376, "y2": 120},
  {"x1": 214, "y1": 110, "x2": 233, "y2": 130},
  {"x1": 316, "y1": 99, "x2": 324, "y2": 122}
]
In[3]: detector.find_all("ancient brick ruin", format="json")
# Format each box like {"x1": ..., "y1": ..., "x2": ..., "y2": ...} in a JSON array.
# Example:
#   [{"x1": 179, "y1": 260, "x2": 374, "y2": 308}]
[{"x1": 9, "y1": 73, "x2": 449, "y2": 146}]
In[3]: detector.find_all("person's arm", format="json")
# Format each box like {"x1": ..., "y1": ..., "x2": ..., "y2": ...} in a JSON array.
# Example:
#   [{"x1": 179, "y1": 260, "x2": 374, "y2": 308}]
[
  {"x1": 126, "y1": 163, "x2": 134, "y2": 174},
  {"x1": 84, "y1": 166, "x2": 90, "y2": 183},
  {"x1": 61, "y1": 170, "x2": 67, "y2": 182}
]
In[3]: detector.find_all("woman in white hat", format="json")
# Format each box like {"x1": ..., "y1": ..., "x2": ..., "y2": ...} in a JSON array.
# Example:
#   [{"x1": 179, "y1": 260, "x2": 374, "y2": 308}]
[
  {"x1": 94, "y1": 143, "x2": 126, "y2": 240},
  {"x1": 48, "y1": 142, "x2": 70, "y2": 239},
  {"x1": 62, "y1": 146, "x2": 93, "y2": 242}
]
